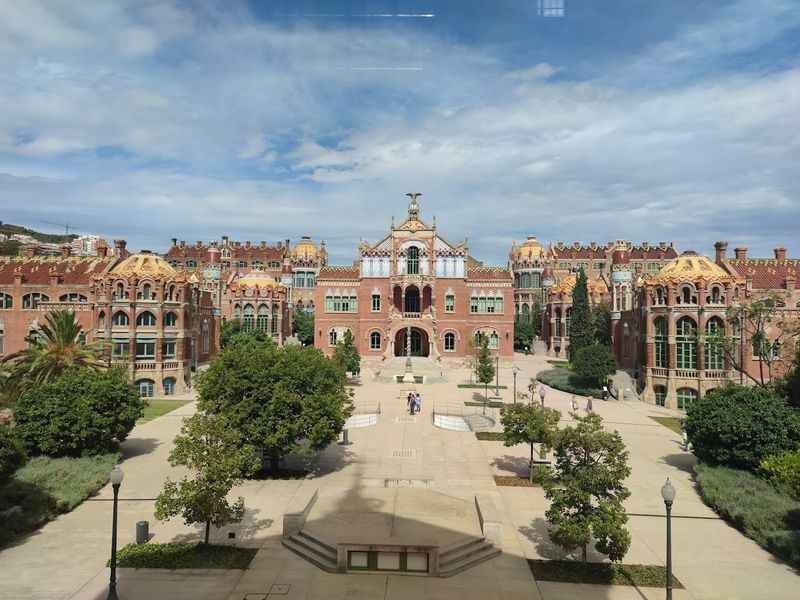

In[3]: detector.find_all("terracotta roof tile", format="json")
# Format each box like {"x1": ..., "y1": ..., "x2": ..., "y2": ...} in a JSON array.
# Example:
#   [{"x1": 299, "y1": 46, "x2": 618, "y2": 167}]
[
  {"x1": 318, "y1": 266, "x2": 360, "y2": 280},
  {"x1": 468, "y1": 267, "x2": 512, "y2": 281},
  {"x1": 727, "y1": 259, "x2": 800, "y2": 289},
  {"x1": 0, "y1": 257, "x2": 115, "y2": 286}
]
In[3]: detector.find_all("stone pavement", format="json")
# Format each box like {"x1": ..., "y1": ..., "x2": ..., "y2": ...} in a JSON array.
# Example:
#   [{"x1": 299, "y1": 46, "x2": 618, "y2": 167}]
[{"x1": 0, "y1": 351, "x2": 797, "y2": 600}]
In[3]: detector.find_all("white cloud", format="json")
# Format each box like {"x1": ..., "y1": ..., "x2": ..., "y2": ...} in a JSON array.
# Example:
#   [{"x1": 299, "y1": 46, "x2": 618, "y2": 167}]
[{"x1": 506, "y1": 63, "x2": 559, "y2": 81}]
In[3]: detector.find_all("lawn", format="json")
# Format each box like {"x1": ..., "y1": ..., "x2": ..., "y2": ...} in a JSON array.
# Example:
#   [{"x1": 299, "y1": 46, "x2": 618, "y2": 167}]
[
  {"x1": 475, "y1": 432, "x2": 504, "y2": 441},
  {"x1": 139, "y1": 398, "x2": 192, "y2": 423},
  {"x1": 537, "y1": 368, "x2": 603, "y2": 398},
  {"x1": 0, "y1": 452, "x2": 119, "y2": 548},
  {"x1": 694, "y1": 462, "x2": 800, "y2": 567},
  {"x1": 457, "y1": 383, "x2": 508, "y2": 389},
  {"x1": 650, "y1": 416, "x2": 683, "y2": 434},
  {"x1": 528, "y1": 559, "x2": 683, "y2": 588},
  {"x1": 115, "y1": 542, "x2": 257, "y2": 569},
  {"x1": 547, "y1": 360, "x2": 571, "y2": 369},
  {"x1": 464, "y1": 401, "x2": 506, "y2": 408}
]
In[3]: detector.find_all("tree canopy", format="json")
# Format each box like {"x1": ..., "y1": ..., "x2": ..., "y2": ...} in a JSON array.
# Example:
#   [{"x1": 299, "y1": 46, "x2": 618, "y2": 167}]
[
  {"x1": 292, "y1": 310, "x2": 315, "y2": 346},
  {"x1": 572, "y1": 344, "x2": 617, "y2": 387},
  {"x1": 475, "y1": 335, "x2": 495, "y2": 405},
  {"x1": 331, "y1": 329, "x2": 361, "y2": 376},
  {"x1": 568, "y1": 269, "x2": 595, "y2": 360},
  {"x1": 500, "y1": 403, "x2": 560, "y2": 481}
]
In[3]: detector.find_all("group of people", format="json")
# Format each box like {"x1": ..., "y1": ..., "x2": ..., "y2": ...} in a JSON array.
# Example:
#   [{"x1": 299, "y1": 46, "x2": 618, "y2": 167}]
[{"x1": 406, "y1": 391, "x2": 423, "y2": 415}]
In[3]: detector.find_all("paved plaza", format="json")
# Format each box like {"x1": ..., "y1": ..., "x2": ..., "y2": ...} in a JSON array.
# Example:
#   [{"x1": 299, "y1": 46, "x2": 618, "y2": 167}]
[{"x1": 0, "y1": 352, "x2": 797, "y2": 600}]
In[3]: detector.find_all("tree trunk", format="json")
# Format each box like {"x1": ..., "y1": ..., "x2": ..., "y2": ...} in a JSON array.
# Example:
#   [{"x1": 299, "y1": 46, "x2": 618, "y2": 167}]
[
  {"x1": 582, "y1": 543, "x2": 588, "y2": 562},
  {"x1": 529, "y1": 443, "x2": 534, "y2": 481},
  {"x1": 204, "y1": 521, "x2": 210, "y2": 545}
]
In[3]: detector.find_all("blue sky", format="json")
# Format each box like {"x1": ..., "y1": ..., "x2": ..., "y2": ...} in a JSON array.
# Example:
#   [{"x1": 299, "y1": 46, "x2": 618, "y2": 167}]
[{"x1": 1, "y1": 0, "x2": 798, "y2": 264}]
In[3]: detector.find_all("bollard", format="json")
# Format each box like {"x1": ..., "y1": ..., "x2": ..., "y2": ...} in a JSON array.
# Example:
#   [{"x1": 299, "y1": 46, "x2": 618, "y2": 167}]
[
  {"x1": 136, "y1": 520, "x2": 149, "y2": 544},
  {"x1": 342, "y1": 429, "x2": 349, "y2": 445}
]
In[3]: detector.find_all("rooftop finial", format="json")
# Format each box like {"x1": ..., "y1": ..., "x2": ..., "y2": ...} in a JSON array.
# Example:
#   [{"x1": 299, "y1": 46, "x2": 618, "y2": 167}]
[{"x1": 405, "y1": 192, "x2": 422, "y2": 219}]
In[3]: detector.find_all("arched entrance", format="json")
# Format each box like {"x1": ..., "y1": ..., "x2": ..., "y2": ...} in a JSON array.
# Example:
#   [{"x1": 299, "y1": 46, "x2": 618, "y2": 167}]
[
  {"x1": 404, "y1": 285, "x2": 420, "y2": 314},
  {"x1": 394, "y1": 327, "x2": 430, "y2": 357}
]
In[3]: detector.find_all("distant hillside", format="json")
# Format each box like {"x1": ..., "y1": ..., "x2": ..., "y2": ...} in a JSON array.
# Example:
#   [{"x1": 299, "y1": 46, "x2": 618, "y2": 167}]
[{"x1": 0, "y1": 222, "x2": 78, "y2": 256}]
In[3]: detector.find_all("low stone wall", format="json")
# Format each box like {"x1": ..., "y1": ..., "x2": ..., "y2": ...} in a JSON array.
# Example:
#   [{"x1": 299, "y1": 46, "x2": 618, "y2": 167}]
[
  {"x1": 474, "y1": 494, "x2": 502, "y2": 548},
  {"x1": 282, "y1": 488, "x2": 318, "y2": 538}
]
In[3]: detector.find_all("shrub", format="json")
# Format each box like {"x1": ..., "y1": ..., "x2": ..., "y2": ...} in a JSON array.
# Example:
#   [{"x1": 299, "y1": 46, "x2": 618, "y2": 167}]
[
  {"x1": 14, "y1": 368, "x2": 144, "y2": 457},
  {"x1": 761, "y1": 450, "x2": 800, "y2": 500},
  {"x1": 537, "y1": 368, "x2": 603, "y2": 398},
  {"x1": 0, "y1": 424, "x2": 26, "y2": 482},
  {"x1": 572, "y1": 344, "x2": 617, "y2": 388},
  {"x1": 684, "y1": 385, "x2": 800, "y2": 471}
]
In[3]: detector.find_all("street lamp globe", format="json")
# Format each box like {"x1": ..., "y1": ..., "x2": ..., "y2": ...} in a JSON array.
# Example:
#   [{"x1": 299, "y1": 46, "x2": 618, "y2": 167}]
[
  {"x1": 661, "y1": 477, "x2": 676, "y2": 504},
  {"x1": 110, "y1": 466, "x2": 124, "y2": 486}
]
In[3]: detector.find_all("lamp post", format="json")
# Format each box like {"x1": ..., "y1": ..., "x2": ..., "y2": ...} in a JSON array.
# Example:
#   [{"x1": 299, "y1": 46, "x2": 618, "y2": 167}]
[
  {"x1": 495, "y1": 354, "x2": 500, "y2": 397},
  {"x1": 661, "y1": 477, "x2": 676, "y2": 600},
  {"x1": 512, "y1": 366, "x2": 520, "y2": 404},
  {"x1": 108, "y1": 466, "x2": 124, "y2": 600}
]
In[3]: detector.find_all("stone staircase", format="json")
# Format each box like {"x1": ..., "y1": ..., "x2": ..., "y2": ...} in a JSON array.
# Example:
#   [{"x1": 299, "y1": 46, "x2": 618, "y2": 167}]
[
  {"x1": 282, "y1": 530, "x2": 338, "y2": 573},
  {"x1": 464, "y1": 414, "x2": 495, "y2": 432},
  {"x1": 438, "y1": 537, "x2": 501, "y2": 577}
]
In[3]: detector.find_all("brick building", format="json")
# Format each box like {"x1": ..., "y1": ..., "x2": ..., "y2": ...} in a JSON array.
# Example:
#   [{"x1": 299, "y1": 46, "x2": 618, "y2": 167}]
[{"x1": 314, "y1": 195, "x2": 514, "y2": 365}]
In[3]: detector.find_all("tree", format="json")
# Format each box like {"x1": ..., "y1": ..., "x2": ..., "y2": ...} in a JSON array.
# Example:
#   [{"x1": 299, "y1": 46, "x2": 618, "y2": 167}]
[
  {"x1": 475, "y1": 335, "x2": 495, "y2": 408},
  {"x1": 0, "y1": 424, "x2": 26, "y2": 483},
  {"x1": 777, "y1": 342, "x2": 800, "y2": 409},
  {"x1": 500, "y1": 403, "x2": 560, "y2": 481},
  {"x1": 544, "y1": 413, "x2": 631, "y2": 562},
  {"x1": 220, "y1": 319, "x2": 269, "y2": 349},
  {"x1": 568, "y1": 269, "x2": 594, "y2": 360},
  {"x1": 196, "y1": 341, "x2": 352, "y2": 472},
  {"x1": 706, "y1": 294, "x2": 799, "y2": 386},
  {"x1": 573, "y1": 344, "x2": 617, "y2": 388},
  {"x1": 761, "y1": 449, "x2": 800, "y2": 500},
  {"x1": 592, "y1": 301, "x2": 612, "y2": 347},
  {"x1": 332, "y1": 329, "x2": 361, "y2": 376},
  {"x1": 514, "y1": 318, "x2": 534, "y2": 352},
  {"x1": 292, "y1": 310, "x2": 315, "y2": 346},
  {"x1": 219, "y1": 319, "x2": 243, "y2": 348},
  {"x1": 684, "y1": 384, "x2": 800, "y2": 471},
  {"x1": 1, "y1": 310, "x2": 103, "y2": 402},
  {"x1": 155, "y1": 413, "x2": 257, "y2": 544},
  {"x1": 13, "y1": 367, "x2": 144, "y2": 457},
  {"x1": 530, "y1": 300, "x2": 543, "y2": 338}
]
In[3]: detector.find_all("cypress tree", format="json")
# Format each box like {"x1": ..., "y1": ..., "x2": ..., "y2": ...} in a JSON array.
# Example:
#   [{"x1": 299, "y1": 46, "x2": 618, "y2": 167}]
[{"x1": 568, "y1": 269, "x2": 594, "y2": 360}]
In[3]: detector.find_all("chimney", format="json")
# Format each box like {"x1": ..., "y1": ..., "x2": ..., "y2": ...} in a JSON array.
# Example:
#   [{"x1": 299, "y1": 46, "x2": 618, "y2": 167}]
[
  {"x1": 96, "y1": 240, "x2": 108, "y2": 259},
  {"x1": 260, "y1": 241, "x2": 266, "y2": 248},
  {"x1": 171, "y1": 238, "x2": 177, "y2": 246},
  {"x1": 222, "y1": 235, "x2": 229, "y2": 246},
  {"x1": 245, "y1": 241, "x2": 251, "y2": 249},
  {"x1": 714, "y1": 241, "x2": 728, "y2": 264},
  {"x1": 196, "y1": 241, "x2": 203, "y2": 248},
  {"x1": 774, "y1": 246, "x2": 787, "y2": 261},
  {"x1": 114, "y1": 239, "x2": 127, "y2": 255},
  {"x1": 734, "y1": 246, "x2": 748, "y2": 260}
]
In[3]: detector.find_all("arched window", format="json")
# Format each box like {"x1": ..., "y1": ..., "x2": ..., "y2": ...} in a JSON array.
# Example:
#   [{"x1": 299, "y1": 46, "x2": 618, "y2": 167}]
[
  {"x1": 407, "y1": 246, "x2": 420, "y2": 275},
  {"x1": 163, "y1": 377, "x2": 176, "y2": 396},
  {"x1": 489, "y1": 332, "x2": 499, "y2": 350},
  {"x1": 676, "y1": 317, "x2": 698, "y2": 370},
  {"x1": 654, "y1": 317, "x2": 668, "y2": 368},
  {"x1": 243, "y1": 304, "x2": 255, "y2": 330},
  {"x1": 137, "y1": 379, "x2": 155, "y2": 398},
  {"x1": 165, "y1": 285, "x2": 176, "y2": 301},
  {"x1": 257, "y1": 305, "x2": 269, "y2": 331},
  {"x1": 115, "y1": 283, "x2": 126, "y2": 300},
  {"x1": 186, "y1": 260, "x2": 197, "y2": 268},
  {"x1": 329, "y1": 329, "x2": 338, "y2": 346},
  {"x1": 521, "y1": 303, "x2": 530, "y2": 322},
  {"x1": 654, "y1": 287, "x2": 665, "y2": 306},
  {"x1": 59, "y1": 293, "x2": 87, "y2": 303},
  {"x1": 444, "y1": 332, "x2": 456, "y2": 352},
  {"x1": 531, "y1": 272, "x2": 541, "y2": 288},
  {"x1": 136, "y1": 311, "x2": 156, "y2": 327},
  {"x1": 0, "y1": 293, "x2": 12, "y2": 309},
  {"x1": 112, "y1": 311, "x2": 129, "y2": 327},
  {"x1": 676, "y1": 388, "x2": 697, "y2": 410},
  {"x1": 138, "y1": 283, "x2": 153, "y2": 300},
  {"x1": 233, "y1": 305, "x2": 241, "y2": 320},
  {"x1": 521, "y1": 273, "x2": 531, "y2": 288},
  {"x1": 370, "y1": 331, "x2": 381, "y2": 350},
  {"x1": 565, "y1": 308, "x2": 572, "y2": 336},
  {"x1": 271, "y1": 304, "x2": 279, "y2": 335},
  {"x1": 681, "y1": 286, "x2": 695, "y2": 304},
  {"x1": 164, "y1": 312, "x2": 177, "y2": 327},
  {"x1": 705, "y1": 317, "x2": 725, "y2": 370},
  {"x1": 22, "y1": 293, "x2": 49, "y2": 309},
  {"x1": 709, "y1": 286, "x2": 722, "y2": 304},
  {"x1": 98, "y1": 311, "x2": 106, "y2": 329},
  {"x1": 654, "y1": 385, "x2": 667, "y2": 407},
  {"x1": 555, "y1": 308, "x2": 562, "y2": 337}
]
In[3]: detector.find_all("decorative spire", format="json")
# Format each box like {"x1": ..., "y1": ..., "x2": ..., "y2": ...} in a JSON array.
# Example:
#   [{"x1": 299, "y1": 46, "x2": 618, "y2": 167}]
[{"x1": 405, "y1": 192, "x2": 422, "y2": 219}]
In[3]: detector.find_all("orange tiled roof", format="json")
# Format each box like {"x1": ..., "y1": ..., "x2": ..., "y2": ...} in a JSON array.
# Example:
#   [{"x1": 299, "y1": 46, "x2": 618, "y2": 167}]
[
  {"x1": 468, "y1": 267, "x2": 512, "y2": 281},
  {"x1": 318, "y1": 266, "x2": 360, "y2": 280},
  {"x1": 728, "y1": 259, "x2": 800, "y2": 289},
  {"x1": 0, "y1": 257, "x2": 115, "y2": 286}
]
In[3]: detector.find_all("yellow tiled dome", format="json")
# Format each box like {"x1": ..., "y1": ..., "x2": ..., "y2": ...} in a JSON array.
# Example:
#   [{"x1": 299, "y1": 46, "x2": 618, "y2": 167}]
[
  {"x1": 551, "y1": 274, "x2": 608, "y2": 296},
  {"x1": 112, "y1": 253, "x2": 177, "y2": 279},
  {"x1": 236, "y1": 271, "x2": 282, "y2": 289},
  {"x1": 290, "y1": 237, "x2": 320, "y2": 260},
  {"x1": 652, "y1": 252, "x2": 734, "y2": 285},
  {"x1": 514, "y1": 236, "x2": 545, "y2": 260}
]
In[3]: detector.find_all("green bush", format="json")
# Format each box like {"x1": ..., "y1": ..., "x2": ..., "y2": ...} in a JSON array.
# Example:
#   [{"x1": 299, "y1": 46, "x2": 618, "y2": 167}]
[
  {"x1": 684, "y1": 385, "x2": 800, "y2": 471},
  {"x1": 695, "y1": 462, "x2": 800, "y2": 567},
  {"x1": 0, "y1": 424, "x2": 26, "y2": 483},
  {"x1": 537, "y1": 368, "x2": 603, "y2": 398},
  {"x1": 572, "y1": 344, "x2": 617, "y2": 388},
  {"x1": 14, "y1": 368, "x2": 144, "y2": 457},
  {"x1": 761, "y1": 450, "x2": 800, "y2": 499},
  {"x1": 114, "y1": 542, "x2": 257, "y2": 569}
]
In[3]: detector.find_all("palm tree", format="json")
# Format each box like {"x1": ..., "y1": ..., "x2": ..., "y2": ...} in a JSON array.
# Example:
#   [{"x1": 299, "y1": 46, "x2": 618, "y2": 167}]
[{"x1": 1, "y1": 310, "x2": 104, "y2": 402}]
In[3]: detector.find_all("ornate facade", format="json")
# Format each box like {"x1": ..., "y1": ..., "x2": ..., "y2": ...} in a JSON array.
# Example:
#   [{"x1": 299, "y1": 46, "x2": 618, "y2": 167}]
[
  {"x1": 222, "y1": 271, "x2": 292, "y2": 343},
  {"x1": 314, "y1": 196, "x2": 514, "y2": 364}
]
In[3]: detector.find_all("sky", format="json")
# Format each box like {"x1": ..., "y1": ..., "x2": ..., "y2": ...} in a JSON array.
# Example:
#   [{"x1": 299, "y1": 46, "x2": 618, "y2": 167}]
[{"x1": 1, "y1": 0, "x2": 798, "y2": 264}]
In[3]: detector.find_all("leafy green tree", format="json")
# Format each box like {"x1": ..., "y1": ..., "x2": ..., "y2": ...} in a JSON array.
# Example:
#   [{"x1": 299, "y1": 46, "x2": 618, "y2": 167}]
[
  {"x1": 500, "y1": 403, "x2": 560, "y2": 481},
  {"x1": 155, "y1": 413, "x2": 257, "y2": 544},
  {"x1": 568, "y1": 269, "x2": 594, "y2": 360},
  {"x1": 530, "y1": 300, "x2": 543, "y2": 337},
  {"x1": 544, "y1": 412, "x2": 631, "y2": 562},
  {"x1": 13, "y1": 368, "x2": 144, "y2": 457},
  {"x1": 0, "y1": 424, "x2": 26, "y2": 483},
  {"x1": 196, "y1": 342, "x2": 352, "y2": 472},
  {"x1": 332, "y1": 329, "x2": 361, "y2": 376},
  {"x1": 514, "y1": 318, "x2": 534, "y2": 352},
  {"x1": 220, "y1": 319, "x2": 270, "y2": 349},
  {"x1": 573, "y1": 344, "x2": 617, "y2": 387},
  {"x1": 1, "y1": 310, "x2": 103, "y2": 402},
  {"x1": 592, "y1": 301, "x2": 612, "y2": 347},
  {"x1": 777, "y1": 342, "x2": 800, "y2": 409},
  {"x1": 475, "y1": 335, "x2": 495, "y2": 408},
  {"x1": 685, "y1": 384, "x2": 800, "y2": 471},
  {"x1": 761, "y1": 449, "x2": 800, "y2": 500},
  {"x1": 292, "y1": 310, "x2": 315, "y2": 346},
  {"x1": 219, "y1": 319, "x2": 243, "y2": 348}
]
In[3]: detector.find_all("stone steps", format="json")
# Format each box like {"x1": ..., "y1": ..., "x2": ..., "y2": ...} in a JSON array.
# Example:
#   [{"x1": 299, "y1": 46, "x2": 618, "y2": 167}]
[
  {"x1": 282, "y1": 530, "x2": 338, "y2": 573},
  {"x1": 439, "y1": 537, "x2": 500, "y2": 577}
]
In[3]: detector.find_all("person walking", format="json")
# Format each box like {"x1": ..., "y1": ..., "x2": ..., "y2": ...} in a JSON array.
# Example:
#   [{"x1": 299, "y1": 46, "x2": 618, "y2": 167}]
[
  {"x1": 539, "y1": 385, "x2": 546, "y2": 407},
  {"x1": 415, "y1": 392, "x2": 422, "y2": 413},
  {"x1": 407, "y1": 392, "x2": 415, "y2": 415},
  {"x1": 586, "y1": 396, "x2": 593, "y2": 413},
  {"x1": 570, "y1": 395, "x2": 578, "y2": 413}
]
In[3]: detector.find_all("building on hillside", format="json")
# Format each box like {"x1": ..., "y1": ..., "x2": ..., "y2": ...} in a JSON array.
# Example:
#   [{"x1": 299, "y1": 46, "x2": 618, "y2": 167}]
[
  {"x1": 222, "y1": 270, "x2": 292, "y2": 344},
  {"x1": 0, "y1": 244, "x2": 218, "y2": 397},
  {"x1": 70, "y1": 235, "x2": 106, "y2": 256},
  {"x1": 314, "y1": 195, "x2": 514, "y2": 364}
]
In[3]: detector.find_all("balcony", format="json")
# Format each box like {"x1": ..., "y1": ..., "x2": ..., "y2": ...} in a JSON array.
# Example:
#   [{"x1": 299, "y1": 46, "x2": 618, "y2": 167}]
[
  {"x1": 134, "y1": 361, "x2": 157, "y2": 371},
  {"x1": 37, "y1": 301, "x2": 92, "y2": 312},
  {"x1": 674, "y1": 369, "x2": 698, "y2": 378},
  {"x1": 403, "y1": 312, "x2": 421, "y2": 319},
  {"x1": 651, "y1": 368, "x2": 668, "y2": 378},
  {"x1": 163, "y1": 361, "x2": 179, "y2": 370}
]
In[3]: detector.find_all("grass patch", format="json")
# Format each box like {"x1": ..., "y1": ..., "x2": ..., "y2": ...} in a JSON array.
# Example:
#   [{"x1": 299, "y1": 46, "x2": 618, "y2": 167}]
[
  {"x1": 494, "y1": 475, "x2": 540, "y2": 488},
  {"x1": 114, "y1": 542, "x2": 257, "y2": 569},
  {"x1": 547, "y1": 360, "x2": 571, "y2": 369},
  {"x1": 0, "y1": 452, "x2": 119, "y2": 548},
  {"x1": 465, "y1": 401, "x2": 506, "y2": 408},
  {"x1": 537, "y1": 369, "x2": 603, "y2": 398},
  {"x1": 694, "y1": 462, "x2": 800, "y2": 567},
  {"x1": 528, "y1": 560, "x2": 683, "y2": 588},
  {"x1": 457, "y1": 383, "x2": 508, "y2": 389},
  {"x1": 650, "y1": 416, "x2": 683, "y2": 435},
  {"x1": 475, "y1": 432, "x2": 505, "y2": 441},
  {"x1": 139, "y1": 398, "x2": 191, "y2": 423}
]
